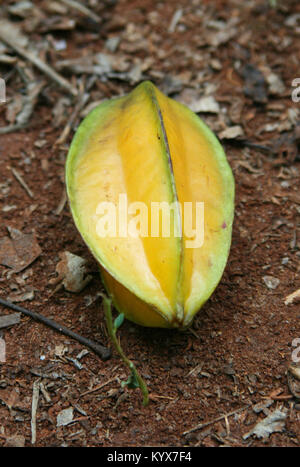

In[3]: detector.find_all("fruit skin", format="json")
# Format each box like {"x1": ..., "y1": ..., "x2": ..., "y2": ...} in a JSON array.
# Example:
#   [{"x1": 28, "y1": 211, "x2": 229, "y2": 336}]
[{"x1": 66, "y1": 81, "x2": 235, "y2": 329}]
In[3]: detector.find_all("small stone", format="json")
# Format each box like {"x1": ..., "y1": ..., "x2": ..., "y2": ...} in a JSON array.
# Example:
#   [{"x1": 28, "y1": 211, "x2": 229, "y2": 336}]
[{"x1": 262, "y1": 275, "x2": 280, "y2": 290}]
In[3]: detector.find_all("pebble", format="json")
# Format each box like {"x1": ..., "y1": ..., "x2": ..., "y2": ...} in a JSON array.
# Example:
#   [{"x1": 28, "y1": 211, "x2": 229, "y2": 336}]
[{"x1": 262, "y1": 275, "x2": 280, "y2": 290}]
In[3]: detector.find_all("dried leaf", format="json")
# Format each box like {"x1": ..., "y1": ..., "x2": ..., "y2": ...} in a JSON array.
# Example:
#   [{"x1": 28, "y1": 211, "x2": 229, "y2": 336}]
[
  {"x1": 7, "y1": 288, "x2": 35, "y2": 303},
  {"x1": 0, "y1": 227, "x2": 41, "y2": 273},
  {"x1": 57, "y1": 407, "x2": 74, "y2": 426},
  {"x1": 0, "y1": 388, "x2": 20, "y2": 410},
  {"x1": 51, "y1": 251, "x2": 92, "y2": 293},
  {"x1": 243, "y1": 408, "x2": 287, "y2": 439}
]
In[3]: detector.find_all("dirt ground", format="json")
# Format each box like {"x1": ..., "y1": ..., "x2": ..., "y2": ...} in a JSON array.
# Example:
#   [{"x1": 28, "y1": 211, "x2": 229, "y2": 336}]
[{"x1": 0, "y1": 0, "x2": 300, "y2": 448}]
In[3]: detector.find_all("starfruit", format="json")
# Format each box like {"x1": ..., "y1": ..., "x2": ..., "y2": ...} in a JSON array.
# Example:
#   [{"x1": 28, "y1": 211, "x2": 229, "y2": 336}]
[{"x1": 66, "y1": 81, "x2": 234, "y2": 329}]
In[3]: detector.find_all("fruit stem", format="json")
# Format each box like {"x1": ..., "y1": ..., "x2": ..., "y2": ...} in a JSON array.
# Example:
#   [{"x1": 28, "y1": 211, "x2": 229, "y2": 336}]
[{"x1": 102, "y1": 295, "x2": 149, "y2": 407}]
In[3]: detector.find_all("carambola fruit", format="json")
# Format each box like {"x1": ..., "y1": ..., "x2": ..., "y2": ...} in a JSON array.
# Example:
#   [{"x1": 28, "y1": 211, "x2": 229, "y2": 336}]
[{"x1": 66, "y1": 81, "x2": 234, "y2": 329}]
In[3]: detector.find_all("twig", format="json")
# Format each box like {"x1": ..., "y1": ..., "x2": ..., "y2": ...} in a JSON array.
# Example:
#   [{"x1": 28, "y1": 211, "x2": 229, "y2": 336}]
[
  {"x1": 55, "y1": 91, "x2": 89, "y2": 146},
  {"x1": 60, "y1": 0, "x2": 101, "y2": 23},
  {"x1": 31, "y1": 379, "x2": 40, "y2": 445},
  {"x1": 0, "y1": 123, "x2": 26, "y2": 135},
  {"x1": 79, "y1": 376, "x2": 117, "y2": 398},
  {"x1": 39, "y1": 382, "x2": 51, "y2": 403},
  {"x1": 0, "y1": 32, "x2": 77, "y2": 97},
  {"x1": 11, "y1": 167, "x2": 34, "y2": 198},
  {"x1": 0, "y1": 297, "x2": 111, "y2": 361},
  {"x1": 183, "y1": 404, "x2": 251, "y2": 436},
  {"x1": 53, "y1": 189, "x2": 67, "y2": 215},
  {"x1": 168, "y1": 9, "x2": 183, "y2": 33}
]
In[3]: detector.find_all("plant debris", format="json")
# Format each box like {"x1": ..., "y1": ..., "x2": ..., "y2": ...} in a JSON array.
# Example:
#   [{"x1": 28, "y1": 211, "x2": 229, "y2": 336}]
[
  {"x1": 219, "y1": 125, "x2": 244, "y2": 140},
  {"x1": 50, "y1": 251, "x2": 92, "y2": 293},
  {"x1": 287, "y1": 363, "x2": 300, "y2": 399},
  {"x1": 57, "y1": 406, "x2": 74, "y2": 427},
  {"x1": 0, "y1": 337, "x2": 5, "y2": 363},
  {"x1": 284, "y1": 288, "x2": 300, "y2": 305},
  {"x1": 241, "y1": 63, "x2": 268, "y2": 104},
  {"x1": 243, "y1": 408, "x2": 288, "y2": 440},
  {"x1": 0, "y1": 227, "x2": 41, "y2": 273},
  {"x1": 0, "y1": 312, "x2": 21, "y2": 329}
]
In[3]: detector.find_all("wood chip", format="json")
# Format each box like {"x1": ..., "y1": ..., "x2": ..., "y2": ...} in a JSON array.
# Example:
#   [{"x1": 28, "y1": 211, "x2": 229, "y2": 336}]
[
  {"x1": 0, "y1": 312, "x2": 21, "y2": 329},
  {"x1": 7, "y1": 289, "x2": 35, "y2": 303},
  {"x1": 31, "y1": 379, "x2": 40, "y2": 444},
  {"x1": 284, "y1": 288, "x2": 300, "y2": 305},
  {"x1": 0, "y1": 337, "x2": 5, "y2": 363}
]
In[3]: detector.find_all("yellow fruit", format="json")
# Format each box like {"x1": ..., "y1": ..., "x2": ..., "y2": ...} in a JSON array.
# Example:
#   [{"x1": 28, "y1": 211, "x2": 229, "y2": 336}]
[{"x1": 66, "y1": 81, "x2": 234, "y2": 328}]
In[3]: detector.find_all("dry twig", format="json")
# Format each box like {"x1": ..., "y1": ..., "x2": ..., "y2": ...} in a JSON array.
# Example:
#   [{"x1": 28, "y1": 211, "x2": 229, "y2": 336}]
[
  {"x1": 0, "y1": 297, "x2": 111, "y2": 361},
  {"x1": 0, "y1": 29, "x2": 77, "y2": 97},
  {"x1": 79, "y1": 377, "x2": 118, "y2": 398},
  {"x1": 31, "y1": 379, "x2": 40, "y2": 444},
  {"x1": 11, "y1": 167, "x2": 34, "y2": 198},
  {"x1": 183, "y1": 404, "x2": 251, "y2": 436},
  {"x1": 55, "y1": 91, "x2": 89, "y2": 146},
  {"x1": 60, "y1": 0, "x2": 101, "y2": 23}
]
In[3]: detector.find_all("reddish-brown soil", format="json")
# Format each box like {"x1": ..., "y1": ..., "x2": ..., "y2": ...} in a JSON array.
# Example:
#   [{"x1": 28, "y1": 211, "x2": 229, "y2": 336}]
[{"x1": 0, "y1": 0, "x2": 299, "y2": 447}]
